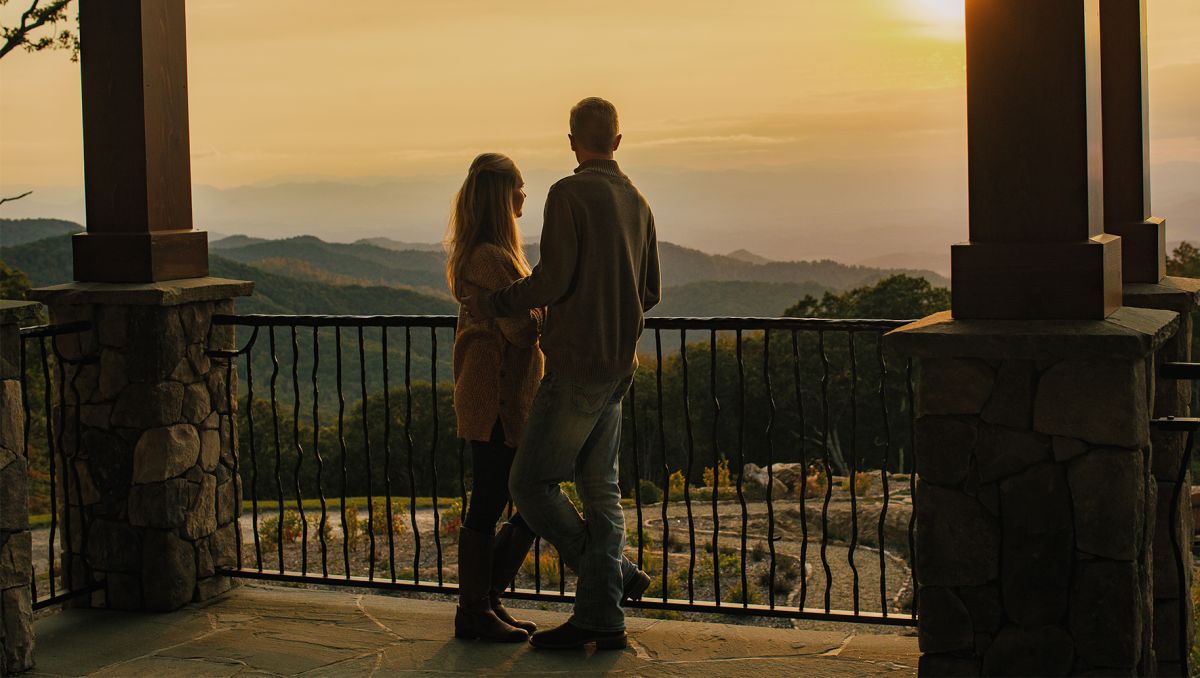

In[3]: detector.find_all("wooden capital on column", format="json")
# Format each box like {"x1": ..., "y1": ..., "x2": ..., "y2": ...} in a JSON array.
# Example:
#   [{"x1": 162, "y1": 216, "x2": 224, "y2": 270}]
[
  {"x1": 1101, "y1": 0, "x2": 1165, "y2": 283},
  {"x1": 73, "y1": 0, "x2": 208, "y2": 283},
  {"x1": 952, "y1": 0, "x2": 1121, "y2": 319}
]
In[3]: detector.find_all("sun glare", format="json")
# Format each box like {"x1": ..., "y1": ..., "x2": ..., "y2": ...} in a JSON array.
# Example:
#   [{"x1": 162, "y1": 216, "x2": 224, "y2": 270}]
[{"x1": 898, "y1": 0, "x2": 966, "y2": 38}]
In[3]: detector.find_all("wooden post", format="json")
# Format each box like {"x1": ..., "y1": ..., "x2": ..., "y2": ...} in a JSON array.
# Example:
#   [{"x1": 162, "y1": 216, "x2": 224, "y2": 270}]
[
  {"x1": 1101, "y1": 0, "x2": 1166, "y2": 283},
  {"x1": 951, "y1": 0, "x2": 1121, "y2": 319},
  {"x1": 72, "y1": 0, "x2": 208, "y2": 282}
]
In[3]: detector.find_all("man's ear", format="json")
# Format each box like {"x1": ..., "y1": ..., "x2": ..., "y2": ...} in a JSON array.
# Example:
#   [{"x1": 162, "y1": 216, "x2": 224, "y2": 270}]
[
  {"x1": 568, "y1": 134, "x2": 577, "y2": 151},
  {"x1": 611, "y1": 134, "x2": 622, "y2": 152}
]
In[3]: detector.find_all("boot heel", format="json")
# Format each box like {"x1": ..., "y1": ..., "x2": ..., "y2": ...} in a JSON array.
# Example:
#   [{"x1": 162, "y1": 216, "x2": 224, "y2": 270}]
[{"x1": 595, "y1": 634, "x2": 628, "y2": 650}]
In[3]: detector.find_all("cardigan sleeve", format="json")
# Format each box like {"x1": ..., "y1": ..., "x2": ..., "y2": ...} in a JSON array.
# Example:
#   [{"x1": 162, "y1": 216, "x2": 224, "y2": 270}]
[{"x1": 464, "y1": 245, "x2": 542, "y2": 348}]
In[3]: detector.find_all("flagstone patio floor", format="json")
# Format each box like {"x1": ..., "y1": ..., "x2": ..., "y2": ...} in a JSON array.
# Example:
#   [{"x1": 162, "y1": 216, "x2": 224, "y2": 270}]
[{"x1": 28, "y1": 583, "x2": 919, "y2": 676}]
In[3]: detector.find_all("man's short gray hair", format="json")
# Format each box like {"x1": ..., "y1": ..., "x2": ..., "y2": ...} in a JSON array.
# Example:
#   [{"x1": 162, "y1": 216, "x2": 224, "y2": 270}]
[{"x1": 570, "y1": 97, "x2": 620, "y2": 153}]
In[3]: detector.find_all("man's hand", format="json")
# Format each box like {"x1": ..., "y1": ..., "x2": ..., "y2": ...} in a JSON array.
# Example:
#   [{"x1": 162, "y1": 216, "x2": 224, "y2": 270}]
[{"x1": 460, "y1": 294, "x2": 485, "y2": 320}]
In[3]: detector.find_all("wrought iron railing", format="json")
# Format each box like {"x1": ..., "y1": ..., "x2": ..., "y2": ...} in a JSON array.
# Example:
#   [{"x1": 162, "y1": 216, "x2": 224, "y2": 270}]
[
  {"x1": 207, "y1": 313, "x2": 919, "y2": 626},
  {"x1": 18, "y1": 321, "x2": 104, "y2": 610},
  {"x1": 1151, "y1": 361, "x2": 1200, "y2": 670}
]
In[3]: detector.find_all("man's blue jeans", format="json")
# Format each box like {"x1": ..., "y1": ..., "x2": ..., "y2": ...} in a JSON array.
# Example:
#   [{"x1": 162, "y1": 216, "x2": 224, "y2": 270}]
[{"x1": 509, "y1": 370, "x2": 638, "y2": 633}]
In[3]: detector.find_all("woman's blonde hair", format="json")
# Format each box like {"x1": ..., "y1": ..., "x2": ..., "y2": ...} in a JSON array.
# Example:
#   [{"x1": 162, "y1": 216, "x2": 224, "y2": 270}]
[{"x1": 444, "y1": 153, "x2": 531, "y2": 297}]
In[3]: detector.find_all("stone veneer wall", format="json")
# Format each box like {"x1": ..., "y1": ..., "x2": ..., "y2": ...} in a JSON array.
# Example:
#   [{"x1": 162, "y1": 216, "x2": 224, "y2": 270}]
[
  {"x1": 1125, "y1": 278, "x2": 1200, "y2": 677},
  {"x1": 0, "y1": 303, "x2": 36, "y2": 674},
  {"x1": 915, "y1": 356, "x2": 1155, "y2": 675},
  {"x1": 31, "y1": 281, "x2": 251, "y2": 613},
  {"x1": 890, "y1": 308, "x2": 1178, "y2": 677}
]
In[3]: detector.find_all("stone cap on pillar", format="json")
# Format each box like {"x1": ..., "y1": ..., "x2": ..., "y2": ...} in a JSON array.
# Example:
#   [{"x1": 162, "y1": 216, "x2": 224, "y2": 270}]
[
  {"x1": 28, "y1": 277, "x2": 253, "y2": 307},
  {"x1": 886, "y1": 307, "x2": 1178, "y2": 361},
  {"x1": 1123, "y1": 276, "x2": 1200, "y2": 315},
  {"x1": 0, "y1": 300, "x2": 39, "y2": 325}
]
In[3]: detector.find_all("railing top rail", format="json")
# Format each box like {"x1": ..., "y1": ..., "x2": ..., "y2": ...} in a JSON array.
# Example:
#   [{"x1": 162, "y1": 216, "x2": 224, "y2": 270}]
[
  {"x1": 211, "y1": 313, "x2": 914, "y2": 332},
  {"x1": 17, "y1": 320, "x2": 92, "y2": 338}
]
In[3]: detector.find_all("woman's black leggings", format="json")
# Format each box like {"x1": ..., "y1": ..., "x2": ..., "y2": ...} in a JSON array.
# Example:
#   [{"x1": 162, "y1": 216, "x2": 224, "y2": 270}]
[{"x1": 464, "y1": 420, "x2": 528, "y2": 535}]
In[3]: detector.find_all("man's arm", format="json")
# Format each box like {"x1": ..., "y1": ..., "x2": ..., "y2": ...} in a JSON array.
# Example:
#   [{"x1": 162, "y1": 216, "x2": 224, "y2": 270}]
[
  {"x1": 641, "y1": 211, "x2": 662, "y2": 312},
  {"x1": 476, "y1": 185, "x2": 579, "y2": 318}
]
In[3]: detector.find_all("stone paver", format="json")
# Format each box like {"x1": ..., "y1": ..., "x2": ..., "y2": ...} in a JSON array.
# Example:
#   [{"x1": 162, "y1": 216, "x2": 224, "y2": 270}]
[{"x1": 29, "y1": 583, "x2": 918, "y2": 676}]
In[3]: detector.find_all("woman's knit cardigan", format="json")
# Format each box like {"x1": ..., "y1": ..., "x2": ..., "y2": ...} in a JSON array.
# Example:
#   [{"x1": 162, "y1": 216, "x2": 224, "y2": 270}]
[{"x1": 452, "y1": 243, "x2": 545, "y2": 447}]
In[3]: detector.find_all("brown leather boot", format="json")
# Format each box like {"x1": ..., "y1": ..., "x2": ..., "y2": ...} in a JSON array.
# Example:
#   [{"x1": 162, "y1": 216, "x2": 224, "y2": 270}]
[
  {"x1": 489, "y1": 521, "x2": 538, "y2": 634},
  {"x1": 455, "y1": 526, "x2": 528, "y2": 642}
]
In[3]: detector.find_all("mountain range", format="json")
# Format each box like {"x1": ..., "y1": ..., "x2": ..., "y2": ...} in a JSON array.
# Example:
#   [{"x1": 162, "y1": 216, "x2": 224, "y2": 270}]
[{"x1": 1, "y1": 218, "x2": 948, "y2": 320}]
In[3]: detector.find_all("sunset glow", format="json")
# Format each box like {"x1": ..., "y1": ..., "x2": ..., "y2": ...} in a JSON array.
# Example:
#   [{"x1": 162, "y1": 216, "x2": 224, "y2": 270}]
[
  {"x1": 897, "y1": 0, "x2": 966, "y2": 39},
  {"x1": 0, "y1": 1, "x2": 1195, "y2": 264}
]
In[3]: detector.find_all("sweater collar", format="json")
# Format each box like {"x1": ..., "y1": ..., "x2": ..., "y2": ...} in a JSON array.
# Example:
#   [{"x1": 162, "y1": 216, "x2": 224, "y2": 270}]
[{"x1": 573, "y1": 158, "x2": 625, "y2": 178}]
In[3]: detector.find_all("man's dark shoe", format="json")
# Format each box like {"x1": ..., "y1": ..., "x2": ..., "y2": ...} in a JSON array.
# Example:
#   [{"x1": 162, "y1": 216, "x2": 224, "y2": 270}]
[
  {"x1": 623, "y1": 569, "x2": 652, "y2": 603},
  {"x1": 530, "y1": 621, "x2": 627, "y2": 650}
]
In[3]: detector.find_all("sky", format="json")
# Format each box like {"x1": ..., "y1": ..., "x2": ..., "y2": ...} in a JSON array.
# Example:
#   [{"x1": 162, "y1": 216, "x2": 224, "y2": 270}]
[{"x1": 1, "y1": 0, "x2": 1197, "y2": 269}]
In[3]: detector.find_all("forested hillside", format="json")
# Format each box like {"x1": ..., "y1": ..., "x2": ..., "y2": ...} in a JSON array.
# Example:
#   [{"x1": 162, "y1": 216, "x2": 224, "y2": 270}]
[{"x1": 0, "y1": 218, "x2": 82, "y2": 247}]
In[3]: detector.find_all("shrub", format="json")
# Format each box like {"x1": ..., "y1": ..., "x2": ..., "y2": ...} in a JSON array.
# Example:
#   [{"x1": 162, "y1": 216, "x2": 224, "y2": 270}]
[
  {"x1": 646, "y1": 574, "x2": 683, "y2": 601},
  {"x1": 439, "y1": 505, "x2": 463, "y2": 544},
  {"x1": 805, "y1": 465, "x2": 827, "y2": 497},
  {"x1": 627, "y1": 523, "x2": 655, "y2": 550},
  {"x1": 520, "y1": 546, "x2": 561, "y2": 588},
  {"x1": 258, "y1": 510, "x2": 306, "y2": 551},
  {"x1": 776, "y1": 556, "x2": 803, "y2": 582},
  {"x1": 666, "y1": 530, "x2": 688, "y2": 553},
  {"x1": 703, "y1": 537, "x2": 738, "y2": 557},
  {"x1": 750, "y1": 541, "x2": 767, "y2": 562},
  {"x1": 637, "y1": 479, "x2": 663, "y2": 505},
  {"x1": 703, "y1": 460, "x2": 732, "y2": 490},
  {"x1": 370, "y1": 503, "x2": 408, "y2": 539},
  {"x1": 757, "y1": 561, "x2": 797, "y2": 596},
  {"x1": 559, "y1": 482, "x2": 583, "y2": 512},
  {"x1": 841, "y1": 471, "x2": 874, "y2": 495},
  {"x1": 667, "y1": 470, "x2": 687, "y2": 499},
  {"x1": 341, "y1": 507, "x2": 362, "y2": 548},
  {"x1": 722, "y1": 581, "x2": 763, "y2": 606}
]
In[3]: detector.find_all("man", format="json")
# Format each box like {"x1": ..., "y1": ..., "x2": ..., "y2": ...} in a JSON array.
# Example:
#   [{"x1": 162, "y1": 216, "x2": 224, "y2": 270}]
[{"x1": 463, "y1": 97, "x2": 661, "y2": 650}]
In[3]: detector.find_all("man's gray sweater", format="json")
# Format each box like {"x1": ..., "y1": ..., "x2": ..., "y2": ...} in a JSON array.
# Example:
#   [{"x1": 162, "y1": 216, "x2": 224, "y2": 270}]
[{"x1": 478, "y1": 158, "x2": 661, "y2": 381}]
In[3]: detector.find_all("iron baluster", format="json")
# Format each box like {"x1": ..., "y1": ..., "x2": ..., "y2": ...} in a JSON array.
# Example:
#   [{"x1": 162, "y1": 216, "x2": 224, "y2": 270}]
[
  {"x1": 655, "y1": 328, "x2": 670, "y2": 601},
  {"x1": 336, "y1": 327, "x2": 350, "y2": 580},
  {"x1": 735, "y1": 329, "x2": 749, "y2": 608},
  {"x1": 680, "y1": 329, "x2": 697, "y2": 603},
  {"x1": 764, "y1": 330, "x2": 777, "y2": 610},
  {"x1": 847, "y1": 332, "x2": 860, "y2": 613},
  {"x1": 709, "y1": 329, "x2": 722, "y2": 606},
  {"x1": 876, "y1": 333, "x2": 892, "y2": 616},
  {"x1": 290, "y1": 326, "x2": 308, "y2": 576},
  {"x1": 429, "y1": 327, "x2": 444, "y2": 585},
  {"x1": 818, "y1": 330, "x2": 834, "y2": 613},
  {"x1": 358, "y1": 327, "x2": 376, "y2": 580}
]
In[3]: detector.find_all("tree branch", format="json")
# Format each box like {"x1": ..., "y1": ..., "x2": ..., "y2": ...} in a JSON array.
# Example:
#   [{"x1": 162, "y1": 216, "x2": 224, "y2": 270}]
[
  {"x1": 0, "y1": 190, "x2": 33, "y2": 207},
  {"x1": 0, "y1": 0, "x2": 74, "y2": 61}
]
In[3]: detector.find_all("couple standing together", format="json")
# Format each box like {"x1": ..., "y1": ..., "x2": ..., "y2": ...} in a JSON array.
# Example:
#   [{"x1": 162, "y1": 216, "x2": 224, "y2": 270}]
[{"x1": 448, "y1": 97, "x2": 662, "y2": 650}]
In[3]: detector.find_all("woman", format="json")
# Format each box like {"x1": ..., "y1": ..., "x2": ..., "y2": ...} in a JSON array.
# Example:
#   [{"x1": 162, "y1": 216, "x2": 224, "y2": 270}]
[{"x1": 446, "y1": 153, "x2": 545, "y2": 642}]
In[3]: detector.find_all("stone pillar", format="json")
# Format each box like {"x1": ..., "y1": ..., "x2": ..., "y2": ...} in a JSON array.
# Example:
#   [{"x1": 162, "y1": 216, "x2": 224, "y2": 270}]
[
  {"x1": 0, "y1": 302, "x2": 37, "y2": 675},
  {"x1": 888, "y1": 307, "x2": 1178, "y2": 676},
  {"x1": 1125, "y1": 278, "x2": 1200, "y2": 675},
  {"x1": 28, "y1": 279, "x2": 251, "y2": 612},
  {"x1": 951, "y1": 0, "x2": 1121, "y2": 319},
  {"x1": 1100, "y1": 0, "x2": 1166, "y2": 283}
]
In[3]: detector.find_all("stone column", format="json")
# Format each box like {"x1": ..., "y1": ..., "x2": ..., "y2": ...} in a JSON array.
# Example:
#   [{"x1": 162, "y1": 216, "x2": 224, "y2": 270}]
[
  {"x1": 1125, "y1": 279, "x2": 1200, "y2": 675},
  {"x1": 951, "y1": 0, "x2": 1121, "y2": 319},
  {"x1": 1101, "y1": 0, "x2": 1166, "y2": 283},
  {"x1": 888, "y1": 307, "x2": 1178, "y2": 676},
  {"x1": 0, "y1": 302, "x2": 37, "y2": 675},
  {"x1": 29, "y1": 279, "x2": 251, "y2": 612}
]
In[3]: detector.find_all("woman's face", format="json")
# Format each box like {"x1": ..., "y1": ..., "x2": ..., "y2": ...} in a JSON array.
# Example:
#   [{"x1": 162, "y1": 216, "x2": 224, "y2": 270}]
[{"x1": 512, "y1": 176, "x2": 526, "y2": 218}]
